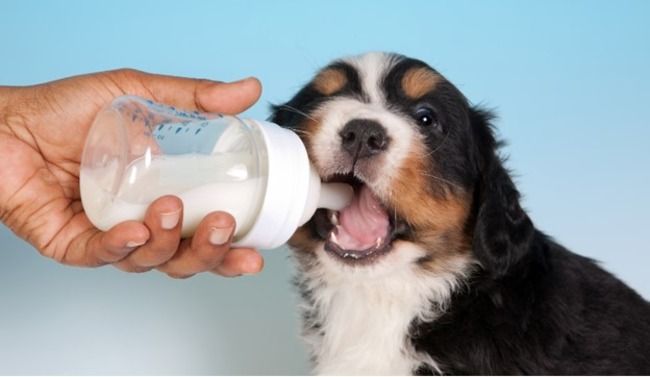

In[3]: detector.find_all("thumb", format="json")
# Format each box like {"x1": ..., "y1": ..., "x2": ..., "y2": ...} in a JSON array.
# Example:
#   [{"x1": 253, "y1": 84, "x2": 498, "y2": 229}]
[
  {"x1": 198, "y1": 76, "x2": 263, "y2": 114},
  {"x1": 132, "y1": 70, "x2": 262, "y2": 114}
]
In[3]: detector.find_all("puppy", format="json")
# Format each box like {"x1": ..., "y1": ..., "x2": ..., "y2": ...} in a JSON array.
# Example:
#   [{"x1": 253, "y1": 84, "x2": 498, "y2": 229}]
[{"x1": 270, "y1": 52, "x2": 650, "y2": 375}]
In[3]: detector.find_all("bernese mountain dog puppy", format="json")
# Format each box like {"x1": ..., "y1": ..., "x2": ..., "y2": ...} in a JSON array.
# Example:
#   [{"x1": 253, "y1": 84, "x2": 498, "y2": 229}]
[{"x1": 270, "y1": 52, "x2": 650, "y2": 375}]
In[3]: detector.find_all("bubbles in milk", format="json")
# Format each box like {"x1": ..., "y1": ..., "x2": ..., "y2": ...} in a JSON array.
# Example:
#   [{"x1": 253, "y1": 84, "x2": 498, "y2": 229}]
[{"x1": 81, "y1": 152, "x2": 264, "y2": 239}]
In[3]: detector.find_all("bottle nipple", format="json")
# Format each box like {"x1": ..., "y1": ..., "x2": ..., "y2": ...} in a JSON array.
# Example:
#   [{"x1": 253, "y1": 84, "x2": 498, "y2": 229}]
[
  {"x1": 298, "y1": 167, "x2": 355, "y2": 227},
  {"x1": 318, "y1": 182, "x2": 354, "y2": 211}
]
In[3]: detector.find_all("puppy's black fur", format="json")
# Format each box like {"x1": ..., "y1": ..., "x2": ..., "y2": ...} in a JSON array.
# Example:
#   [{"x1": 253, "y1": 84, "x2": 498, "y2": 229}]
[{"x1": 412, "y1": 110, "x2": 650, "y2": 374}]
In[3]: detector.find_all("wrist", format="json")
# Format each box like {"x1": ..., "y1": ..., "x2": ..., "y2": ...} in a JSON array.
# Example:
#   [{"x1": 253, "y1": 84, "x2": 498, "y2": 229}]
[
  {"x1": 0, "y1": 87, "x2": 10, "y2": 120},
  {"x1": 0, "y1": 86, "x2": 29, "y2": 134},
  {"x1": 0, "y1": 88, "x2": 12, "y2": 135},
  {"x1": 0, "y1": 87, "x2": 18, "y2": 127}
]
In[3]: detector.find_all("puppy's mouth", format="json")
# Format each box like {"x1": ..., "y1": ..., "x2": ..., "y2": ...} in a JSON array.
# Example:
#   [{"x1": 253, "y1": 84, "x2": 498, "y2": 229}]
[{"x1": 313, "y1": 175, "x2": 409, "y2": 264}]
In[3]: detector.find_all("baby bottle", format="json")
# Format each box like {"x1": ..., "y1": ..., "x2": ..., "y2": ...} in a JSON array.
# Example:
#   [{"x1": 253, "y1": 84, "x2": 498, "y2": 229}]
[{"x1": 80, "y1": 95, "x2": 352, "y2": 249}]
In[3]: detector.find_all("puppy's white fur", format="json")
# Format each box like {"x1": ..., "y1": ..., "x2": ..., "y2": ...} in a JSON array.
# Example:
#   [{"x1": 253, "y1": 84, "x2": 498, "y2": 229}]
[
  {"x1": 296, "y1": 243, "x2": 474, "y2": 375},
  {"x1": 345, "y1": 52, "x2": 397, "y2": 104}
]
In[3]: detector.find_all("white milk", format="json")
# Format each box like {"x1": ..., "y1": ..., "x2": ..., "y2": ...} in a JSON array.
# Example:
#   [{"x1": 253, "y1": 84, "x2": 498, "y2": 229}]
[{"x1": 81, "y1": 153, "x2": 264, "y2": 238}]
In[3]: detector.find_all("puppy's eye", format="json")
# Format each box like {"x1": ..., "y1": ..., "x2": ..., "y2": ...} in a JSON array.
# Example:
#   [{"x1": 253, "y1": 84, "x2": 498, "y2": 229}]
[{"x1": 414, "y1": 107, "x2": 438, "y2": 127}]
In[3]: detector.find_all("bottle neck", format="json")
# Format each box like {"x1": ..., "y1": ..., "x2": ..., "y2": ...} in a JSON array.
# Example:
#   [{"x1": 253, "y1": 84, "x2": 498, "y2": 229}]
[
  {"x1": 299, "y1": 165, "x2": 323, "y2": 226},
  {"x1": 233, "y1": 119, "x2": 312, "y2": 249}
]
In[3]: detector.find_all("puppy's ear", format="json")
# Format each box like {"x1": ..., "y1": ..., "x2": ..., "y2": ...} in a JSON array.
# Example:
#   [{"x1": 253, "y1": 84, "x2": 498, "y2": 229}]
[{"x1": 470, "y1": 107, "x2": 535, "y2": 278}]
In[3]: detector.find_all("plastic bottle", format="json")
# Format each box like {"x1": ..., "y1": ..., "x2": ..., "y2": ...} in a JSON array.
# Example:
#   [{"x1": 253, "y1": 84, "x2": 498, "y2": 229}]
[{"x1": 80, "y1": 95, "x2": 353, "y2": 249}]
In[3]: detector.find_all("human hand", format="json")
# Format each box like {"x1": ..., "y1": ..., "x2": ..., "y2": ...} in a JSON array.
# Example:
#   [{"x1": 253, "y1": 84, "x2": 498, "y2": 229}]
[{"x1": 0, "y1": 69, "x2": 264, "y2": 278}]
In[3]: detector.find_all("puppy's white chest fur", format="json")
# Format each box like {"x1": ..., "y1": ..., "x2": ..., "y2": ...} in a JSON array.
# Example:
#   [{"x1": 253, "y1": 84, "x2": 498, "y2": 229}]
[{"x1": 296, "y1": 243, "x2": 473, "y2": 375}]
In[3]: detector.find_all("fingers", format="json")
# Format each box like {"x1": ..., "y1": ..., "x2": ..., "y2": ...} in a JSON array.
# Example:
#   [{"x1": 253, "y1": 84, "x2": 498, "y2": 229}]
[
  {"x1": 55, "y1": 219, "x2": 150, "y2": 267},
  {"x1": 132, "y1": 70, "x2": 262, "y2": 114},
  {"x1": 212, "y1": 247, "x2": 264, "y2": 277},
  {"x1": 113, "y1": 195, "x2": 182, "y2": 273},
  {"x1": 156, "y1": 211, "x2": 237, "y2": 278},
  {"x1": 93, "y1": 221, "x2": 150, "y2": 263},
  {"x1": 108, "y1": 200, "x2": 264, "y2": 278}
]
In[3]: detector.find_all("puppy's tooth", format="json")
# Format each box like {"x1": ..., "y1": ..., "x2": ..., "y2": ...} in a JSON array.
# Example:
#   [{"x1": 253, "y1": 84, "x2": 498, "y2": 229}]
[
  {"x1": 329, "y1": 211, "x2": 339, "y2": 225},
  {"x1": 330, "y1": 231, "x2": 339, "y2": 244},
  {"x1": 376, "y1": 237, "x2": 383, "y2": 247}
]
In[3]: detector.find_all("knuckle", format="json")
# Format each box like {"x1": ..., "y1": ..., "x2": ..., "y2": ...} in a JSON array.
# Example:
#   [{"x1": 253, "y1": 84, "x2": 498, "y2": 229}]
[
  {"x1": 36, "y1": 245, "x2": 60, "y2": 261},
  {"x1": 129, "y1": 244, "x2": 178, "y2": 268},
  {"x1": 194, "y1": 255, "x2": 218, "y2": 272},
  {"x1": 147, "y1": 244, "x2": 177, "y2": 260},
  {"x1": 191, "y1": 241, "x2": 226, "y2": 266},
  {"x1": 188, "y1": 254, "x2": 214, "y2": 272}
]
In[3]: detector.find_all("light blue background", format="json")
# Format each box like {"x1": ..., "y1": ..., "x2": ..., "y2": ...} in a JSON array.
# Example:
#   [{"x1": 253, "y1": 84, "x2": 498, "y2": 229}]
[{"x1": 1, "y1": 0, "x2": 649, "y2": 374}]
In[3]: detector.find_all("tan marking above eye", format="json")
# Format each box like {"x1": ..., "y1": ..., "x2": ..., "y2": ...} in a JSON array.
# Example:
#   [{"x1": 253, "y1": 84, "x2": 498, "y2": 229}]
[
  {"x1": 313, "y1": 68, "x2": 347, "y2": 95},
  {"x1": 401, "y1": 67, "x2": 441, "y2": 99}
]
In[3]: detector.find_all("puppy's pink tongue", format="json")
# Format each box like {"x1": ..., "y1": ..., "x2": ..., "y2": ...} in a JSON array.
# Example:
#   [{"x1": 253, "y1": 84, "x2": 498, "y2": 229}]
[{"x1": 335, "y1": 186, "x2": 390, "y2": 251}]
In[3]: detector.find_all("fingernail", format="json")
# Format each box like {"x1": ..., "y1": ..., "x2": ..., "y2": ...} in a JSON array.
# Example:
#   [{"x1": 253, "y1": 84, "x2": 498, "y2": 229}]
[
  {"x1": 121, "y1": 240, "x2": 146, "y2": 254},
  {"x1": 126, "y1": 240, "x2": 146, "y2": 248},
  {"x1": 209, "y1": 226, "x2": 233, "y2": 246},
  {"x1": 160, "y1": 209, "x2": 181, "y2": 230}
]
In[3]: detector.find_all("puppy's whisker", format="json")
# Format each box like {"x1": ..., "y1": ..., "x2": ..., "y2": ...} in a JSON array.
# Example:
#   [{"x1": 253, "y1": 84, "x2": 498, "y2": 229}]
[
  {"x1": 288, "y1": 128, "x2": 315, "y2": 138},
  {"x1": 422, "y1": 132, "x2": 450, "y2": 158},
  {"x1": 420, "y1": 172, "x2": 463, "y2": 191},
  {"x1": 278, "y1": 104, "x2": 319, "y2": 122},
  {"x1": 391, "y1": 188, "x2": 398, "y2": 230},
  {"x1": 391, "y1": 190, "x2": 397, "y2": 225}
]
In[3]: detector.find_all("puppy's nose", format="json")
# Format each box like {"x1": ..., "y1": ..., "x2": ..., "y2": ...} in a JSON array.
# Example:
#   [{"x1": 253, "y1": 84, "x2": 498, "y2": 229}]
[{"x1": 339, "y1": 119, "x2": 389, "y2": 159}]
